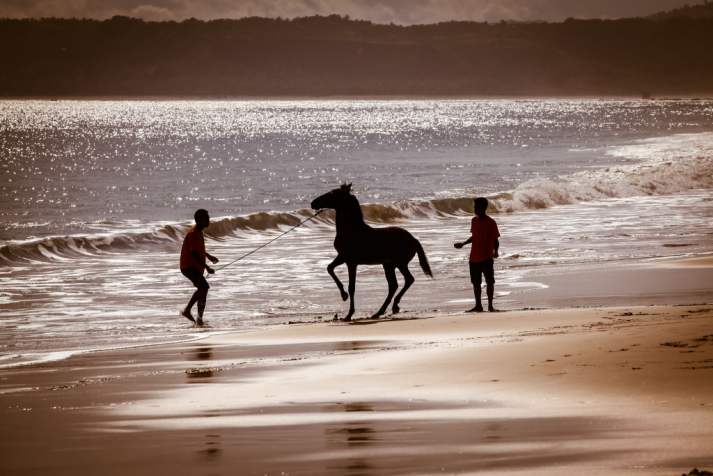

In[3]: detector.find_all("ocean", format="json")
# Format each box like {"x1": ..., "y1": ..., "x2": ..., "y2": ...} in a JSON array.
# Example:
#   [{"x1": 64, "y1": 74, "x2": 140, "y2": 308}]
[{"x1": 1, "y1": 99, "x2": 712, "y2": 367}]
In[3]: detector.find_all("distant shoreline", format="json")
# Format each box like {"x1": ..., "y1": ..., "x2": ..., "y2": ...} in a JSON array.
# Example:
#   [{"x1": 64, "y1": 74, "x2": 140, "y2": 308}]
[{"x1": 3, "y1": 94, "x2": 713, "y2": 101}]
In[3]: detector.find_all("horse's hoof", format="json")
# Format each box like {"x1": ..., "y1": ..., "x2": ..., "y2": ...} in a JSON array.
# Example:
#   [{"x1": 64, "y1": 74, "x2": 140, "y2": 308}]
[
  {"x1": 392, "y1": 305, "x2": 400, "y2": 315},
  {"x1": 341, "y1": 291, "x2": 349, "y2": 302}
]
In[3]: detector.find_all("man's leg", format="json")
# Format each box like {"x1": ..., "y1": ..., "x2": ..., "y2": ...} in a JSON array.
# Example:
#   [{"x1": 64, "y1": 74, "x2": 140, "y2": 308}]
[
  {"x1": 486, "y1": 283, "x2": 495, "y2": 311},
  {"x1": 181, "y1": 268, "x2": 210, "y2": 323},
  {"x1": 472, "y1": 284, "x2": 484, "y2": 312},
  {"x1": 484, "y1": 258, "x2": 496, "y2": 312},
  {"x1": 196, "y1": 289, "x2": 208, "y2": 323},
  {"x1": 184, "y1": 289, "x2": 201, "y2": 318},
  {"x1": 468, "y1": 262, "x2": 484, "y2": 312}
]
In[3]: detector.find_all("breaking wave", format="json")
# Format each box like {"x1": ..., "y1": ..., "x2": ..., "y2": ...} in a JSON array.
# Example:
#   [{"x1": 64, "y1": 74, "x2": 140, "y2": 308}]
[
  {"x1": 0, "y1": 223, "x2": 189, "y2": 266},
  {"x1": 361, "y1": 132, "x2": 713, "y2": 217},
  {"x1": 3, "y1": 132, "x2": 711, "y2": 267},
  {"x1": 494, "y1": 132, "x2": 713, "y2": 213}
]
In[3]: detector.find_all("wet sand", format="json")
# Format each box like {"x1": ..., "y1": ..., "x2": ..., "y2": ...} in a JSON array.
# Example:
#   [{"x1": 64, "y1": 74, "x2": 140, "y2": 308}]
[
  {"x1": 662, "y1": 256, "x2": 713, "y2": 268},
  {"x1": 510, "y1": 256, "x2": 713, "y2": 309},
  {"x1": 2, "y1": 304, "x2": 712, "y2": 475}
]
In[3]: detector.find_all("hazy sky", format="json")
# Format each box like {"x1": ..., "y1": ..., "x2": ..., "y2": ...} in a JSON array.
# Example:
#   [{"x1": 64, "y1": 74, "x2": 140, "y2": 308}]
[{"x1": 0, "y1": 0, "x2": 702, "y2": 24}]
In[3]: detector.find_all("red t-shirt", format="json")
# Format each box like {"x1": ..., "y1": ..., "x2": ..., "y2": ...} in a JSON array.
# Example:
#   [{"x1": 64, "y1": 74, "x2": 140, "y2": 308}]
[
  {"x1": 180, "y1": 226, "x2": 206, "y2": 273},
  {"x1": 470, "y1": 216, "x2": 500, "y2": 263}
]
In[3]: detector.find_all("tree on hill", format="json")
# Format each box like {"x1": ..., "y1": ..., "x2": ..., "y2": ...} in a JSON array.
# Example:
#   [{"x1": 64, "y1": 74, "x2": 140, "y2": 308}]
[{"x1": 647, "y1": 1, "x2": 713, "y2": 20}]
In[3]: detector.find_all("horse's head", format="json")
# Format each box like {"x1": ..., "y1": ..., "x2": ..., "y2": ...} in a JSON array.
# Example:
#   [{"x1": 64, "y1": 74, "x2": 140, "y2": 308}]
[{"x1": 311, "y1": 182, "x2": 354, "y2": 210}]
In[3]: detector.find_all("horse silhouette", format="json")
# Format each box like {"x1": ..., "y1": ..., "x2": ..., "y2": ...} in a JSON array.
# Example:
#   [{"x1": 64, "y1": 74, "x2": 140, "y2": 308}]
[{"x1": 311, "y1": 183, "x2": 433, "y2": 321}]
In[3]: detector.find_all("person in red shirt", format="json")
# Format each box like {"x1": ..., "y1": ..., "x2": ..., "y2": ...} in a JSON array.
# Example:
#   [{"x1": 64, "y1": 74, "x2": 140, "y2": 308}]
[
  {"x1": 454, "y1": 197, "x2": 500, "y2": 312},
  {"x1": 180, "y1": 209, "x2": 219, "y2": 325}
]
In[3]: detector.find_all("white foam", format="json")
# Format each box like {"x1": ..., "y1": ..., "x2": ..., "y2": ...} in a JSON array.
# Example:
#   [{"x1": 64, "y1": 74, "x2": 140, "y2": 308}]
[
  {"x1": 495, "y1": 132, "x2": 713, "y2": 213},
  {"x1": 0, "y1": 351, "x2": 75, "y2": 369}
]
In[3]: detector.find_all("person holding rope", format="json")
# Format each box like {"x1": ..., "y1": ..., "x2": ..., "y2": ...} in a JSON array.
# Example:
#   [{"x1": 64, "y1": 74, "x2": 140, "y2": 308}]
[
  {"x1": 180, "y1": 209, "x2": 219, "y2": 325},
  {"x1": 177, "y1": 206, "x2": 324, "y2": 325}
]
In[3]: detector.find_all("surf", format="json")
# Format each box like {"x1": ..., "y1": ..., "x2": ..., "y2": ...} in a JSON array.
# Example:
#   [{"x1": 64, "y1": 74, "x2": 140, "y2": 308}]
[{"x1": 3, "y1": 131, "x2": 712, "y2": 268}]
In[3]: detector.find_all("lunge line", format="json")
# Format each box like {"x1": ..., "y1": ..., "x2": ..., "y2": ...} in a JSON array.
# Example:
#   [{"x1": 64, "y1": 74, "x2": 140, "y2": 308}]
[{"x1": 214, "y1": 208, "x2": 327, "y2": 272}]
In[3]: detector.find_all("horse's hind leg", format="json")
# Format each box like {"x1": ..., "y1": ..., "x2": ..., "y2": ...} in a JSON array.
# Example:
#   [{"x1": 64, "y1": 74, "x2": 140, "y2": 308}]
[
  {"x1": 392, "y1": 263, "x2": 415, "y2": 314},
  {"x1": 373, "y1": 263, "x2": 398, "y2": 319},
  {"x1": 345, "y1": 263, "x2": 358, "y2": 322},
  {"x1": 327, "y1": 255, "x2": 349, "y2": 301}
]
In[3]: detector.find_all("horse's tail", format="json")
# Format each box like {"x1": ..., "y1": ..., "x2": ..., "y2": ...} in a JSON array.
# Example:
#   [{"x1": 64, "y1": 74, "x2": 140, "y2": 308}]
[{"x1": 415, "y1": 240, "x2": 434, "y2": 278}]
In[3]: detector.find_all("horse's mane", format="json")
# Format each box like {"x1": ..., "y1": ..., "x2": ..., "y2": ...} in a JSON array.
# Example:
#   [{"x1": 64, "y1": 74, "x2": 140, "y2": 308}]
[{"x1": 343, "y1": 191, "x2": 364, "y2": 223}]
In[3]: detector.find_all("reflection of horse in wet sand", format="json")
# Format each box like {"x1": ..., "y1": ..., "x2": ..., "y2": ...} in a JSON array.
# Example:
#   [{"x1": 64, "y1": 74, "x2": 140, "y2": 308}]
[{"x1": 311, "y1": 183, "x2": 433, "y2": 321}]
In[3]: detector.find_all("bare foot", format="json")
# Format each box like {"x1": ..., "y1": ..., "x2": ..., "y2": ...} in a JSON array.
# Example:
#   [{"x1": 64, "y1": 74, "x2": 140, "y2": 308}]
[
  {"x1": 196, "y1": 317, "x2": 205, "y2": 326},
  {"x1": 180, "y1": 309, "x2": 195, "y2": 323},
  {"x1": 466, "y1": 305, "x2": 484, "y2": 313}
]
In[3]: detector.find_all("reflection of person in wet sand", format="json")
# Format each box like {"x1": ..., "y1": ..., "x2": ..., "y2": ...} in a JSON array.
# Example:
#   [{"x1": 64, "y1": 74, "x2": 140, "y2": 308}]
[
  {"x1": 180, "y1": 209, "x2": 219, "y2": 325},
  {"x1": 454, "y1": 197, "x2": 500, "y2": 312}
]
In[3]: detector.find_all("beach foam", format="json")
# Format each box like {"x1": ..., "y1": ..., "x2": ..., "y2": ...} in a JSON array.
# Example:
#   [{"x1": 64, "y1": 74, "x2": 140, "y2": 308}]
[{"x1": 496, "y1": 132, "x2": 713, "y2": 212}]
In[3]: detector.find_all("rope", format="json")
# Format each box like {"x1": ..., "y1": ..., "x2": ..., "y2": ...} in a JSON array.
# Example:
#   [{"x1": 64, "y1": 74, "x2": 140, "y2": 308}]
[{"x1": 213, "y1": 209, "x2": 326, "y2": 272}]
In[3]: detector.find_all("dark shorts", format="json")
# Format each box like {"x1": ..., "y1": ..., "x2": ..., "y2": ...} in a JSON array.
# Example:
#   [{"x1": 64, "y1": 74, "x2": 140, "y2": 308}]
[
  {"x1": 469, "y1": 258, "x2": 495, "y2": 285},
  {"x1": 181, "y1": 267, "x2": 210, "y2": 290}
]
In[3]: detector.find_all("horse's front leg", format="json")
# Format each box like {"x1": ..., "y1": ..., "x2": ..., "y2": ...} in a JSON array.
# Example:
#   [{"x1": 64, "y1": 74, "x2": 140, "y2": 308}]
[
  {"x1": 327, "y1": 255, "x2": 349, "y2": 301},
  {"x1": 345, "y1": 262, "x2": 357, "y2": 322}
]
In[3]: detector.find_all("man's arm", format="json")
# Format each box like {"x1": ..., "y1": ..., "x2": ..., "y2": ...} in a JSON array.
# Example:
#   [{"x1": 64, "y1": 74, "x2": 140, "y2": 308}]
[
  {"x1": 454, "y1": 237, "x2": 472, "y2": 249},
  {"x1": 493, "y1": 238, "x2": 499, "y2": 258},
  {"x1": 192, "y1": 251, "x2": 215, "y2": 274}
]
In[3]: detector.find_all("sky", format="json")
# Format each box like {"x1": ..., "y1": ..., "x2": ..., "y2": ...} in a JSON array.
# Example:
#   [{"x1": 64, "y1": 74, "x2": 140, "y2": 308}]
[{"x1": 0, "y1": 0, "x2": 703, "y2": 24}]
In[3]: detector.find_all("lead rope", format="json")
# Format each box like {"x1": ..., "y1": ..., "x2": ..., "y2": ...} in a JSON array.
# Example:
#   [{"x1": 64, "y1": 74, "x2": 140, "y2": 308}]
[{"x1": 211, "y1": 209, "x2": 326, "y2": 273}]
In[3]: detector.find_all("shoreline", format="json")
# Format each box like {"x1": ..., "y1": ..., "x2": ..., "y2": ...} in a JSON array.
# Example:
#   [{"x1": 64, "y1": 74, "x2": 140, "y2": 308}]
[
  {"x1": 3, "y1": 95, "x2": 713, "y2": 102},
  {"x1": 2, "y1": 302, "x2": 712, "y2": 474},
  {"x1": 0, "y1": 332, "x2": 220, "y2": 370},
  {"x1": 2, "y1": 254, "x2": 711, "y2": 370}
]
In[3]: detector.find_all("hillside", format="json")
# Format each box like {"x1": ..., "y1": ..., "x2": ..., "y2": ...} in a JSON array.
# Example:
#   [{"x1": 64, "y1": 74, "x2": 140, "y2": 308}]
[
  {"x1": 648, "y1": 1, "x2": 713, "y2": 20},
  {"x1": 1, "y1": 13, "x2": 712, "y2": 97}
]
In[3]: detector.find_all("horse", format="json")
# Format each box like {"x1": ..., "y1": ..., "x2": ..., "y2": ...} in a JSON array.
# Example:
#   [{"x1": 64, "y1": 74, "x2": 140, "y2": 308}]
[{"x1": 311, "y1": 183, "x2": 433, "y2": 322}]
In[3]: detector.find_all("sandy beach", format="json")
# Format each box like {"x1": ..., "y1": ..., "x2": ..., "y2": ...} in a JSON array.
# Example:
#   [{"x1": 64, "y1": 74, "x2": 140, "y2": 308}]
[
  {"x1": 2, "y1": 297, "x2": 712, "y2": 475},
  {"x1": 2, "y1": 98, "x2": 713, "y2": 476}
]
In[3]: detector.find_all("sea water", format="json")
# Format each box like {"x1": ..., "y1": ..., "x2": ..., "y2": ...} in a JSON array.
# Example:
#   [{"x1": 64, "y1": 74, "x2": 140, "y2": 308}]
[{"x1": 1, "y1": 99, "x2": 712, "y2": 366}]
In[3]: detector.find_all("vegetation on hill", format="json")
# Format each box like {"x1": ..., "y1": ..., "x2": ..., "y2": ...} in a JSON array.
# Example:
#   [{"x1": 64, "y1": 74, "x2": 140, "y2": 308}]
[
  {"x1": 647, "y1": 1, "x2": 713, "y2": 20},
  {"x1": 1, "y1": 12, "x2": 711, "y2": 97}
]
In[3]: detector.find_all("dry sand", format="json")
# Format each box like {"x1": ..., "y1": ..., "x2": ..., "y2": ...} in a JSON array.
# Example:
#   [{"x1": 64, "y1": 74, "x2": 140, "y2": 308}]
[{"x1": 1, "y1": 304, "x2": 712, "y2": 476}]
